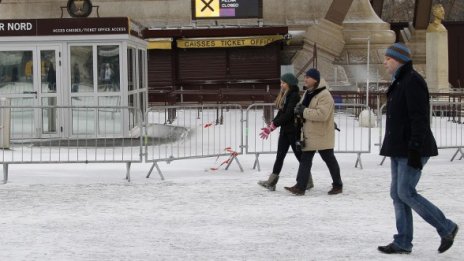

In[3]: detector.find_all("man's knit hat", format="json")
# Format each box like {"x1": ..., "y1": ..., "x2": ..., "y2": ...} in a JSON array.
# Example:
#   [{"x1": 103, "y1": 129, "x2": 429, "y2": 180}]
[
  {"x1": 280, "y1": 73, "x2": 299, "y2": 86},
  {"x1": 305, "y1": 68, "x2": 320, "y2": 82},
  {"x1": 385, "y1": 42, "x2": 412, "y2": 64}
]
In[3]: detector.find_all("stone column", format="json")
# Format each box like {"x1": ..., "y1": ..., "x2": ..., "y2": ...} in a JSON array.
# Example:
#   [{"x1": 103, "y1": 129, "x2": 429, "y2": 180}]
[
  {"x1": 397, "y1": 0, "x2": 432, "y2": 76},
  {"x1": 426, "y1": 31, "x2": 449, "y2": 92},
  {"x1": 426, "y1": 4, "x2": 450, "y2": 92}
]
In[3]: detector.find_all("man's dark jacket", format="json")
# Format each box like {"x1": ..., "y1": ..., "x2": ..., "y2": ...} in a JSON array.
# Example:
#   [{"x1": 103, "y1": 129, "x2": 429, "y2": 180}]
[
  {"x1": 380, "y1": 61, "x2": 438, "y2": 157},
  {"x1": 273, "y1": 85, "x2": 300, "y2": 134}
]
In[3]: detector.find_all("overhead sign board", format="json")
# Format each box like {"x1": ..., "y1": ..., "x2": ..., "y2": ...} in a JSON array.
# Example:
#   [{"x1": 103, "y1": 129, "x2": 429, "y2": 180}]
[
  {"x1": 0, "y1": 18, "x2": 143, "y2": 38},
  {"x1": 192, "y1": 0, "x2": 263, "y2": 19},
  {"x1": 177, "y1": 35, "x2": 283, "y2": 48}
]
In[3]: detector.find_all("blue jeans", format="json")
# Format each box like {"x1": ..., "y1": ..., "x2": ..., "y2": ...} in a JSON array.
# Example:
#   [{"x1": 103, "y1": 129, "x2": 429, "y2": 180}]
[{"x1": 390, "y1": 157, "x2": 456, "y2": 251}]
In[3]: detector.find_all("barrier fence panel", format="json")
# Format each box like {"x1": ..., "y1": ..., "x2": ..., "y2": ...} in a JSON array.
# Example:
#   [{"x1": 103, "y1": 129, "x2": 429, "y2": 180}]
[
  {"x1": 377, "y1": 103, "x2": 388, "y2": 165},
  {"x1": 378, "y1": 101, "x2": 464, "y2": 163},
  {"x1": 144, "y1": 104, "x2": 244, "y2": 178},
  {"x1": 431, "y1": 101, "x2": 464, "y2": 161},
  {"x1": 1, "y1": 105, "x2": 143, "y2": 183},
  {"x1": 244, "y1": 103, "x2": 278, "y2": 171},
  {"x1": 245, "y1": 103, "x2": 372, "y2": 170}
]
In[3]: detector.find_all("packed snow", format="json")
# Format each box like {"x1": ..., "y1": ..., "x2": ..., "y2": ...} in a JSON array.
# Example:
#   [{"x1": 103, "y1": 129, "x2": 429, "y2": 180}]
[{"x1": 0, "y1": 146, "x2": 463, "y2": 260}]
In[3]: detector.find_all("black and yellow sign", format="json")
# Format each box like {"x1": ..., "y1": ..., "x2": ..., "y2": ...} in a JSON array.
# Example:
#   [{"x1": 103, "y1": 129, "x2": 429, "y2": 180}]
[
  {"x1": 147, "y1": 38, "x2": 173, "y2": 49},
  {"x1": 192, "y1": 0, "x2": 263, "y2": 19},
  {"x1": 177, "y1": 35, "x2": 283, "y2": 48}
]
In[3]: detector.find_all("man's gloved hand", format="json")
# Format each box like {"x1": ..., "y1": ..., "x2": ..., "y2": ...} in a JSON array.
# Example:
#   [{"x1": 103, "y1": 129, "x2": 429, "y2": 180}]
[
  {"x1": 407, "y1": 149, "x2": 423, "y2": 170},
  {"x1": 295, "y1": 140, "x2": 303, "y2": 153},
  {"x1": 294, "y1": 103, "x2": 305, "y2": 118},
  {"x1": 259, "y1": 122, "x2": 276, "y2": 140}
]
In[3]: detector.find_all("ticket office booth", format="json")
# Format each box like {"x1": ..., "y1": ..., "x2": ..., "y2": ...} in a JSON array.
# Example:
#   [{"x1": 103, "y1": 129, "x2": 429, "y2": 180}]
[{"x1": 0, "y1": 18, "x2": 148, "y2": 139}]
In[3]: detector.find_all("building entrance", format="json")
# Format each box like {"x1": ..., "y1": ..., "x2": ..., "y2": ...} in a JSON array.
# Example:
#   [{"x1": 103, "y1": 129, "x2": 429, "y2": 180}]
[
  {"x1": 0, "y1": 45, "x2": 62, "y2": 138},
  {"x1": 0, "y1": 17, "x2": 147, "y2": 139}
]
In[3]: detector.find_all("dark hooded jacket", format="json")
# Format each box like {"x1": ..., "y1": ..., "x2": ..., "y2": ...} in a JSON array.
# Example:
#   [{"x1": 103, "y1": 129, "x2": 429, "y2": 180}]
[
  {"x1": 380, "y1": 61, "x2": 438, "y2": 157},
  {"x1": 272, "y1": 84, "x2": 300, "y2": 134}
]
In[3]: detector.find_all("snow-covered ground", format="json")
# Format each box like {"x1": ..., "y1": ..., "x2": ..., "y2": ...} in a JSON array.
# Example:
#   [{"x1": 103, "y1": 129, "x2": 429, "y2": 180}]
[{"x1": 0, "y1": 146, "x2": 463, "y2": 260}]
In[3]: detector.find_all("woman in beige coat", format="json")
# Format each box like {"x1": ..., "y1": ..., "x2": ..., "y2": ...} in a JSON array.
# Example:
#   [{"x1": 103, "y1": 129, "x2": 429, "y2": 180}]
[{"x1": 284, "y1": 68, "x2": 343, "y2": 196}]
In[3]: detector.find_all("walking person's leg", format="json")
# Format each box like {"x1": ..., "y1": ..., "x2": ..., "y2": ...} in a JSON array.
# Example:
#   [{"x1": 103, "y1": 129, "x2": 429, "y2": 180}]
[
  {"x1": 395, "y1": 157, "x2": 458, "y2": 252},
  {"x1": 258, "y1": 133, "x2": 290, "y2": 191},
  {"x1": 319, "y1": 149, "x2": 343, "y2": 194},
  {"x1": 272, "y1": 133, "x2": 291, "y2": 175},
  {"x1": 390, "y1": 157, "x2": 414, "y2": 252},
  {"x1": 284, "y1": 151, "x2": 316, "y2": 195},
  {"x1": 289, "y1": 133, "x2": 313, "y2": 189},
  {"x1": 380, "y1": 157, "x2": 458, "y2": 254}
]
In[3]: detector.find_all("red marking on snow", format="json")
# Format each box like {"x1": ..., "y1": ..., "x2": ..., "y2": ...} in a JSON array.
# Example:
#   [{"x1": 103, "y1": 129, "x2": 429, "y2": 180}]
[{"x1": 209, "y1": 147, "x2": 239, "y2": 171}]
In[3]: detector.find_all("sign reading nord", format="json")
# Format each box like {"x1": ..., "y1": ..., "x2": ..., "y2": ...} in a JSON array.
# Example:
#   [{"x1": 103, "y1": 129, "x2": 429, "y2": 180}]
[
  {"x1": 0, "y1": 18, "x2": 135, "y2": 37},
  {"x1": 192, "y1": 0, "x2": 263, "y2": 19}
]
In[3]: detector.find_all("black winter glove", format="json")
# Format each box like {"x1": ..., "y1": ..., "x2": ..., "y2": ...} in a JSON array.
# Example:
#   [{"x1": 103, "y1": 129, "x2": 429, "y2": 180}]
[
  {"x1": 294, "y1": 103, "x2": 305, "y2": 118},
  {"x1": 295, "y1": 140, "x2": 303, "y2": 153},
  {"x1": 407, "y1": 149, "x2": 423, "y2": 170}
]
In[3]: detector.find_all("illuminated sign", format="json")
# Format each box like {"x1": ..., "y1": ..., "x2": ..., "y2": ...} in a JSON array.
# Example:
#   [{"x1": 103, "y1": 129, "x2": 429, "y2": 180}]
[
  {"x1": 177, "y1": 35, "x2": 283, "y2": 48},
  {"x1": 192, "y1": 0, "x2": 263, "y2": 19}
]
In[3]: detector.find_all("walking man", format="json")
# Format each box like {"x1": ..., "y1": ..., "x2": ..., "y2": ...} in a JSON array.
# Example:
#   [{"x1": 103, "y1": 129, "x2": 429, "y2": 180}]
[
  {"x1": 284, "y1": 68, "x2": 343, "y2": 196},
  {"x1": 378, "y1": 42, "x2": 458, "y2": 254}
]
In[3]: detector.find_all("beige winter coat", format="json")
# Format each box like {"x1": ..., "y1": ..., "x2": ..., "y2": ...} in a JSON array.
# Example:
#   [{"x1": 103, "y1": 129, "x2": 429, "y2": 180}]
[{"x1": 300, "y1": 81, "x2": 335, "y2": 151}]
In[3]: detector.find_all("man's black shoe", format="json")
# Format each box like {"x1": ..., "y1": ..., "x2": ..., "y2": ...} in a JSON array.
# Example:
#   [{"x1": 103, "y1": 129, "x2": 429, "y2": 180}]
[
  {"x1": 284, "y1": 185, "x2": 305, "y2": 196},
  {"x1": 438, "y1": 224, "x2": 459, "y2": 253},
  {"x1": 328, "y1": 185, "x2": 343, "y2": 195},
  {"x1": 378, "y1": 243, "x2": 411, "y2": 254}
]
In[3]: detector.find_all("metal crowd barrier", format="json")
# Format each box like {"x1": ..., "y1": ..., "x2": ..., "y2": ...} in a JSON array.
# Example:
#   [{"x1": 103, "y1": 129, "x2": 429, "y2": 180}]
[
  {"x1": 1, "y1": 105, "x2": 143, "y2": 183},
  {"x1": 245, "y1": 103, "x2": 372, "y2": 170},
  {"x1": 431, "y1": 101, "x2": 464, "y2": 161},
  {"x1": 144, "y1": 104, "x2": 244, "y2": 179},
  {"x1": 378, "y1": 101, "x2": 464, "y2": 163},
  {"x1": 377, "y1": 103, "x2": 388, "y2": 165},
  {"x1": 244, "y1": 103, "x2": 278, "y2": 171}
]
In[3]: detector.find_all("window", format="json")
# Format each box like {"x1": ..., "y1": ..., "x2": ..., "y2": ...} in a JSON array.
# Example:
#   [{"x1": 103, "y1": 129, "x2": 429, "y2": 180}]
[
  {"x1": 70, "y1": 46, "x2": 93, "y2": 93},
  {"x1": 0, "y1": 50, "x2": 33, "y2": 94},
  {"x1": 138, "y1": 49, "x2": 144, "y2": 89},
  {"x1": 128, "y1": 47, "x2": 136, "y2": 91},
  {"x1": 98, "y1": 45, "x2": 120, "y2": 92},
  {"x1": 41, "y1": 50, "x2": 57, "y2": 94}
]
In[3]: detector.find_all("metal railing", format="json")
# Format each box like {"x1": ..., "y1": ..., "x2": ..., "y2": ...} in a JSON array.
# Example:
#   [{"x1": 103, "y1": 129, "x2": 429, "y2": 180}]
[
  {"x1": 378, "y1": 101, "x2": 464, "y2": 163},
  {"x1": 245, "y1": 103, "x2": 372, "y2": 170},
  {"x1": 431, "y1": 101, "x2": 464, "y2": 160},
  {"x1": 1, "y1": 105, "x2": 143, "y2": 183},
  {"x1": 144, "y1": 104, "x2": 244, "y2": 179},
  {"x1": 5, "y1": 99, "x2": 464, "y2": 184}
]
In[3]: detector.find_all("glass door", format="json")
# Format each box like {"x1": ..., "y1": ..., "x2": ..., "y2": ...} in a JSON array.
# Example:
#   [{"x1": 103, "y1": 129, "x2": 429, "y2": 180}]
[
  {"x1": 0, "y1": 48, "x2": 35, "y2": 138},
  {"x1": 37, "y1": 47, "x2": 61, "y2": 138},
  {"x1": 0, "y1": 46, "x2": 61, "y2": 139}
]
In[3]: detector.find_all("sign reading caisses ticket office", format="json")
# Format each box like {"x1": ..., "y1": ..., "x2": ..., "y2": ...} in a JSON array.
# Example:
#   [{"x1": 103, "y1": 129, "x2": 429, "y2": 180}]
[
  {"x1": 177, "y1": 35, "x2": 283, "y2": 48},
  {"x1": 192, "y1": 0, "x2": 263, "y2": 19}
]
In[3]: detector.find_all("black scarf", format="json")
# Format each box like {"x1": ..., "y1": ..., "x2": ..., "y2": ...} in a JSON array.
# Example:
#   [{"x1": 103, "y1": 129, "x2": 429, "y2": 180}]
[{"x1": 301, "y1": 87, "x2": 326, "y2": 107}]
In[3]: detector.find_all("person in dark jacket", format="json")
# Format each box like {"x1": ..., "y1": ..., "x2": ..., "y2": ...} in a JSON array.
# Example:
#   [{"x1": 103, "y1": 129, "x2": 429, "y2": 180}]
[
  {"x1": 258, "y1": 73, "x2": 313, "y2": 191},
  {"x1": 378, "y1": 43, "x2": 458, "y2": 254},
  {"x1": 47, "y1": 62, "x2": 56, "y2": 92}
]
